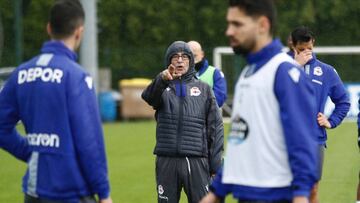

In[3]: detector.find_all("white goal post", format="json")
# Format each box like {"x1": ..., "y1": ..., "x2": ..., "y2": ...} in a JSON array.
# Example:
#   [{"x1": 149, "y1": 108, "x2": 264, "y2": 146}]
[
  {"x1": 213, "y1": 46, "x2": 360, "y2": 118},
  {"x1": 0, "y1": 67, "x2": 15, "y2": 91},
  {"x1": 213, "y1": 46, "x2": 360, "y2": 69}
]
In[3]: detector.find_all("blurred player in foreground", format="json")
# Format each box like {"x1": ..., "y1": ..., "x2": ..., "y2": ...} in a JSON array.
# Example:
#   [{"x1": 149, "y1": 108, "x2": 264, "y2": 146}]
[
  {"x1": 0, "y1": 0, "x2": 112, "y2": 202},
  {"x1": 200, "y1": 0, "x2": 319, "y2": 202}
]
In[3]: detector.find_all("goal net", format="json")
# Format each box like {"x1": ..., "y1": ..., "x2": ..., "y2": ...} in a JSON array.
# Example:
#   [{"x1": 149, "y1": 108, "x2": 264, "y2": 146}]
[{"x1": 213, "y1": 46, "x2": 360, "y2": 118}]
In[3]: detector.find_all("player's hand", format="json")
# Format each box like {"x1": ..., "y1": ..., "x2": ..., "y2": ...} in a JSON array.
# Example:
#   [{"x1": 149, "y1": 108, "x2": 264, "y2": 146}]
[
  {"x1": 292, "y1": 196, "x2": 309, "y2": 203},
  {"x1": 161, "y1": 64, "x2": 182, "y2": 81},
  {"x1": 99, "y1": 197, "x2": 113, "y2": 203},
  {"x1": 199, "y1": 192, "x2": 221, "y2": 203},
  {"x1": 295, "y1": 50, "x2": 313, "y2": 66},
  {"x1": 317, "y1": 112, "x2": 331, "y2": 129}
]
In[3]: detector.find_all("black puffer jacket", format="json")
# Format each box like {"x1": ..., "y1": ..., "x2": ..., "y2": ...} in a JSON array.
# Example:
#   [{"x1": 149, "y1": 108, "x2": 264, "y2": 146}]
[{"x1": 142, "y1": 41, "x2": 224, "y2": 174}]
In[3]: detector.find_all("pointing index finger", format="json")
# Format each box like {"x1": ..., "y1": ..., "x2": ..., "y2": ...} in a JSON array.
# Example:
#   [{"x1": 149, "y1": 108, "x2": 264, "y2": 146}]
[{"x1": 168, "y1": 64, "x2": 176, "y2": 74}]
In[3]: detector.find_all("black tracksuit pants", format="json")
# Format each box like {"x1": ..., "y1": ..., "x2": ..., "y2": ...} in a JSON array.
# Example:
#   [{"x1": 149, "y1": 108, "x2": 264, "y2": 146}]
[
  {"x1": 156, "y1": 156, "x2": 210, "y2": 203},
  {"x1": 24, "y1": 194, "x2": 96, "y2": 203}
]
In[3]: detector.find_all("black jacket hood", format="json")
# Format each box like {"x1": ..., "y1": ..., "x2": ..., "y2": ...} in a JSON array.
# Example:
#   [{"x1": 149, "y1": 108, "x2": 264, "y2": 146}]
[{"x1": 164, "y1": 41, "x2": 195, "y2": 81}]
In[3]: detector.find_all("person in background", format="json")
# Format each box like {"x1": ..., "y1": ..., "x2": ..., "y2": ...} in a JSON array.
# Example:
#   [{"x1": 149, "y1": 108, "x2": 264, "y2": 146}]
[
  {"x1": 0, "y1": 1, "x2": 112, "y2": 202},
  {"x1": 187, "y1": 41, "x2": 227, "y2": 107},
  {"x1": 200, "y1": 0, "x2": 319, "y2": 202},
  {"x1": 290, "y1": 26, "x2": 350, "y2": 203},
  {"x1": 286, "y1": 34, "x2": 294, "y2": 55}
]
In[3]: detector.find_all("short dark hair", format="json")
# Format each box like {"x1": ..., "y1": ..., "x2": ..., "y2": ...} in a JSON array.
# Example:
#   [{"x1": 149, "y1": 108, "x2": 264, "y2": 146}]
[
  {"x1": 228, "y1": 0, "x2": 276, "y2": 35},
  {"x1": 49, "y1": 0, "x2": 85, "y2": 39},
  {"x1": 291, "y1": 26, "x2": 315, "y2": 46}
]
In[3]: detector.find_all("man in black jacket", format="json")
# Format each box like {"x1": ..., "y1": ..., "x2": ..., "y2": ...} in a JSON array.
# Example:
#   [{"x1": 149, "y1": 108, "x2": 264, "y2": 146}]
[{"x1": 142, "y1": 41, "x2": 224, "y2": 203}]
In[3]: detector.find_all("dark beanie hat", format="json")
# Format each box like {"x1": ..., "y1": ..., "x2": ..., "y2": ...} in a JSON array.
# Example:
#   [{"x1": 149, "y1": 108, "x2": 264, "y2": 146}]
[{"x1": 164, "y1": 41, "x2": 195, "y2": 70}]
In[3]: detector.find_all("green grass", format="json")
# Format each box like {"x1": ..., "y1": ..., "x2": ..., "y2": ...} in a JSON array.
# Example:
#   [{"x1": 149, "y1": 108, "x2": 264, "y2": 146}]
[{"x1": 0, "y1": 121, "x2": 358, "y2": 202}]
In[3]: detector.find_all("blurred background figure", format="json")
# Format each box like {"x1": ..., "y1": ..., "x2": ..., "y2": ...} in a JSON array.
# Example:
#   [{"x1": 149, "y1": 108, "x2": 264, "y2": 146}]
[
  {"x1": 0, "y1": 1, "x2": 112, "y2": 202},
  {"x1": 188, "y1": 41, "x2": 227, "y2": 107}
]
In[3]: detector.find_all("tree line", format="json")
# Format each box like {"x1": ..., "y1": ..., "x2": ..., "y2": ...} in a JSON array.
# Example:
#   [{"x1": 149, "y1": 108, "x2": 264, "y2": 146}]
[{"x1": 0, "y1": 0, "x2": 359, "y2": 89}]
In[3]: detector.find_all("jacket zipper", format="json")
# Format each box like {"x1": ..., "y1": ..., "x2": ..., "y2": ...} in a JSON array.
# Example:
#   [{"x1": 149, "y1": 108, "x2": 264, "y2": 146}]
[{"x1": 176, "y1": 77, "x2": 184, "y2": 155}]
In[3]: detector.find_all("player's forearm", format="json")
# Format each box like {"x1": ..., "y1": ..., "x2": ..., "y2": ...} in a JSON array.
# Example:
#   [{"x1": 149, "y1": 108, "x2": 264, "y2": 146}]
[
  {"x1": 208, "y1": 169, "x2": 231, "y2": 198},
  {"x1": 328, "y1": 81, "x2": 350, "y2": 128},
  {"x1": 213, "y1": 72, "x2": 227, "y2": 107},
  {"x1": 94, "y1": 182, "x2": 111, "y2": 200},
  {"x1": 328, "y1": 113, "x2": 348, "y2": 129},
  {"x1": 288, "y1": 148, "x2": 317, "y2": 199},
  {"x1": 77, "y1": 146, "x2": 110, "y2": 199},
  {"x1": 214, "y1": 90, "x2": 226, "y2": 107},
  {"x1": 291, "y1": 180, "x2": 313, "y2": 198},
  {"x1": 0, "y1": 128, "x2": 30, "y2": 162},
  {"x1": 285, "y1": 128, "x2": 318, "y2": 199},
  {"x1": 276, "y1": 64, "x2": 318, "y2": 198},
  {"x1": 70, "y1": 96, "x2": 111, "y2": 199},
  {"x1": 328, "y1": 103, "x2": 350, "y2": 128}
]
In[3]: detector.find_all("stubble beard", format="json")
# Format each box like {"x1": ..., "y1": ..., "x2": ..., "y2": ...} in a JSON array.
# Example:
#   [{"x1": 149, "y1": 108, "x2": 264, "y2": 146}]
[{"x1": 230, "y1": 37, "x2": 256, "y2": 56}]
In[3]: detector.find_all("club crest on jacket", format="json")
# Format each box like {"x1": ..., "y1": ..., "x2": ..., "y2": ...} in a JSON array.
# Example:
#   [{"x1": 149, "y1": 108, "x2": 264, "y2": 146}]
[{"x1": 190, "y1": 86, "x2": 201, "y2": 96}]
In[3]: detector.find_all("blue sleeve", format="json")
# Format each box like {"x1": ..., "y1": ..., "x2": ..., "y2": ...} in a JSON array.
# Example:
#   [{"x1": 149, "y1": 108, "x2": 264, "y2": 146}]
[
  {"x1": 0, "y1": 71, "x2": 31, "y2": 162},
  {"x1": 67, "y1": 73, "x2": 110, "y2": 199},
  {"x1": 209, "y1": 168, "x2": 232, "y2": 198},
  {"x1": 212, "y1": 69, "x2": 227, "y2": 107},
  {"x1": 327, "y1": 68, "x2": 350, "y2": 128},
  {"x1": 274, "y1": 63, "x2": 318, "y2": 197}
]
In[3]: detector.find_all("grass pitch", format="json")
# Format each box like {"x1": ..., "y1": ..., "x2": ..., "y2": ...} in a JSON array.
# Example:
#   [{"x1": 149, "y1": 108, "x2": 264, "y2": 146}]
[{"x1": 0, "y1": 121, "x2": 358, "y2": 202}]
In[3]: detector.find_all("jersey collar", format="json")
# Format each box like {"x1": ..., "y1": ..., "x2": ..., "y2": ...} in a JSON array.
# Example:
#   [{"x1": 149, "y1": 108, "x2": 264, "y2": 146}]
[
  {"x1": 41, "y1": 40, "x2": 78, "y2": 61},
  {"x1": 196, "y1": 59, "x2": 209, "y2": 77},
  {"x1": 245, "y1": 38, "x2": 283, "y2": 74}
]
